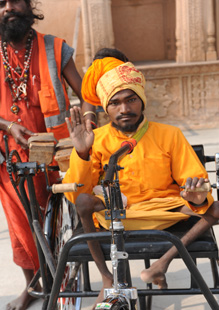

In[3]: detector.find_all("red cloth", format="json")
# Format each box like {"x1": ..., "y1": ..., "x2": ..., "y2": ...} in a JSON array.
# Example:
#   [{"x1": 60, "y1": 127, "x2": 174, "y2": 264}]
[
  {"x1": 0, "y1": 34, "x2": 58, "y2": 270},
  {"x1": 0, "y1": 164, "x2": 58, "y2": 270}
]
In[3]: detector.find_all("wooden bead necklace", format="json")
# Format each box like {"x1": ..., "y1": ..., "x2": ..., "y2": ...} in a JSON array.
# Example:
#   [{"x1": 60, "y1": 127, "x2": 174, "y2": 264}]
[{"x1": 0, "y1": 30, "x2": 34, "y2": 115}]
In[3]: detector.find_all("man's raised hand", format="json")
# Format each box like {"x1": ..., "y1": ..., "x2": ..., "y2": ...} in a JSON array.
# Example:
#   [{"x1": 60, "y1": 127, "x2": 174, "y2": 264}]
[{"x1": 65, "y1": 107, "x2": 94, "y2": 160}]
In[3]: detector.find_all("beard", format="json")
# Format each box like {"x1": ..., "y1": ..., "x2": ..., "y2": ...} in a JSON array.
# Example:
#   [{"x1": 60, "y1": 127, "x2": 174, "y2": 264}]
[
  {"x1": 112, "y1": 114, "x2": 144, "y2": 133},
  {"x1": 0, "y1": 10, "x2": 35, "y2": 43}
]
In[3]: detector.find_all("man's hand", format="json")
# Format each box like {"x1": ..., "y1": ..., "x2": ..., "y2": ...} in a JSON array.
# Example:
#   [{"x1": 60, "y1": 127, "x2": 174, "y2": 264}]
[
  {"x1": 180, "y1": 177, "x2": 210, "y2": 206},
  {"x1": 65, "y1": 106, "x2": 94, "y2": 160},
  {"x1": 10, "y1": 123, "x2": 35, "y2": 149}
]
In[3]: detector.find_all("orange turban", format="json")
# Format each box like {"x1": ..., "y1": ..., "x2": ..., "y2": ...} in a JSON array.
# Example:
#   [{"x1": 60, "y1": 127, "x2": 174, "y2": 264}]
[
  {"x1": 81, "y1": 57, "x2": 146, "y2": 112},
  {"x1": 81, "y1": 57, "x2": 124, "y2": 106}
]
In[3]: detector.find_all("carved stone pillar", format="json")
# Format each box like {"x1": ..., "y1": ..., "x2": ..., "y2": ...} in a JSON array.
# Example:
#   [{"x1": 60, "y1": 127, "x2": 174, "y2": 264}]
[
  {"x1": 206, "y1": 0, "x2": 217, "y2": 61},
  {"x1": 175, "y1": 0, "x2": 205, "y2": 62},
  {"x1": 81, "y1": 0, "x2": 115, "y2": 69},
  {"x1": 216, "y1": 0, "x2": 219, "y2": 57},
  {"x1": 81, "y1": 0, "x2": 92, "y2": 69}
]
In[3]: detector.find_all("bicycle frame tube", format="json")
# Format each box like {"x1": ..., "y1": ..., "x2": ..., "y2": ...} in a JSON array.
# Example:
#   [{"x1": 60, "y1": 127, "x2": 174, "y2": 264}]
[{"x1": 102, "y1": 162, "x2": 138, "y2": 309}]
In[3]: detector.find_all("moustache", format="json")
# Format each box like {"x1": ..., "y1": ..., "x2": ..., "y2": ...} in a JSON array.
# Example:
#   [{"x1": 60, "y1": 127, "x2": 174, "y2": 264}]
[
  {"x1": 116, "y1": 113, "x2": 137, "y2": 120},
  {"x1": 2, "y1": 11, "x2": 30, "y2": 24}
]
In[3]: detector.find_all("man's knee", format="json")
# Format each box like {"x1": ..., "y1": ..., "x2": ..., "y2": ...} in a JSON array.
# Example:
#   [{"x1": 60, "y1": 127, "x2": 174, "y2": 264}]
[
  {"x1": 76, "y1": 193, "x2": 103, "y2": 218},
  {"x1": 76, "y1": 193, "x2": 94, "y2": 217}
]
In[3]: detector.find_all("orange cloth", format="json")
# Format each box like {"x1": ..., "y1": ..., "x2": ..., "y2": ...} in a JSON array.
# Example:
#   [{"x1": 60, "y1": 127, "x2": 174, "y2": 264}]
[
  {"x1": 0, "y1": 35, "x2": 46, "y2": 138},
  {"x1": 0, "y1": 34, "x2": 60, "y2": 270},
  {"x1": 81, "y1": 57, "x2": 124, "y2": 107},
  {"x1": 0, "y1": 164, "x2": 58, "y2": 270},
  {"x1": 95, "y1": 198, "x2": 190, "y2": 231},
  {"x1": 82, "y1": 59, "x2": 146, "y2": 111},
  {"x1": 96, "y1": 62, "x2": 147, "y2": 111},
  {"x1": 63, "y1": 122, "x2": 214, "y2": 230},
  {"x1": 37, "y1": 32, "x2": 70, "y2": 140}
]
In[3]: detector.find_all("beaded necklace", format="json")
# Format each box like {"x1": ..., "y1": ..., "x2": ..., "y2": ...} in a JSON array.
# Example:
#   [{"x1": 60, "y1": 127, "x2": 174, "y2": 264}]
[{"x1": 0, "y1": 29, "x2": 34, "y2": 115}]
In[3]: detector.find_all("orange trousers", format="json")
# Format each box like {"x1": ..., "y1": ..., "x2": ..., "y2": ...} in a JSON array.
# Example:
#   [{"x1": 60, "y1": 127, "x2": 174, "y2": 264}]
[{"x1": 0, "y1": 161, "x2": 58, "y2": 271}]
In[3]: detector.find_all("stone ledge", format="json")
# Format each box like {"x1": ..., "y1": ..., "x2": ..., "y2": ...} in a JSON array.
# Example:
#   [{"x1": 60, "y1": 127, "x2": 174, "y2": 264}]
[{"x1": 135, "y1": 61, "x2": 219, "y2": 130}]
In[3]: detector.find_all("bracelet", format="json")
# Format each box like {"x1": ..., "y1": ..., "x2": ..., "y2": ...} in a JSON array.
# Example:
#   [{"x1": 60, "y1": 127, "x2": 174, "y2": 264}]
[
  {"x1": 90, "y1": 121, "x2": 97, "y2": 129},
  {"x1": 7, "y1": 121, "x2": 17, "y2": 134},
  {"x1": 83, "y1": 111, "x2": 97, "y2": 121},
  {"x1": 189, "y1": 198, "x2": 208, "y2": 207}
]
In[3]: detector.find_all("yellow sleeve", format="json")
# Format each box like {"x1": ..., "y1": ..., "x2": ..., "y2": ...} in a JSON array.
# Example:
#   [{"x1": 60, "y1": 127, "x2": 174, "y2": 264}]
[
  {"x1": 185, "y1": 192, "x2": 214, "y2": 214},
  {"x1": 62, "y1": 145, "x2": 103, "y2": 203},
  {"x1": 171, "y1": 128, "x2": 214, "y2": 210},
  {"x1": 62, "y1": 148, "x2": 93, "y2": 203}
]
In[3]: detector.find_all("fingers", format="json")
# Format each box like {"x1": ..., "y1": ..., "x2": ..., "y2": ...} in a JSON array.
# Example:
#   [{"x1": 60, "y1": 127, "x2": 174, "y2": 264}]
[
  {"x1": 68, "y1": 107, "x2": 82, "y2": 126},
  {"x1": 185, "y1": 177, "x2": 207, "y2": 190},
  {"x1": 11, "y1": 123, "x2": 35, "y2": 137},
  {"x1": 10, "y1": 124, "x2": 34, "y2": 149},
  {"x1": 180, "y1": 177, "x2": 210, "y2": 205},
  {"x1": 66, "y1": 107, "x2": 91, "y2": 133},
  {"x1": 85, "y1": 118, "x2": 93, "y2": 133},
  {"x1": 14, "y1": 133, "x2": 29, "y2": 149},
  {"x1": 71, "y1": 106, "x2": 84, "y2": 126},
  {"x1": 65, "y1": 107, "x2": 79, "y2": 133},
  {"x1": 23, "y1": 128, "x2": 36, "y2": 136},
  {"x1": 65, "y1": 115, "x2": 73, "y2": 133},
  {"x1": 19, "y1": 139, "x2": 29, "y2": 149}
]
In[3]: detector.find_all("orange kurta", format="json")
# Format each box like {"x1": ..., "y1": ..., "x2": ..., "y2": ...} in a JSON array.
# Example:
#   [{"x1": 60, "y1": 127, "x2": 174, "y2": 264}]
[
  {"x1": 0, "y1": 34, "x2": 59, "y2": 271},
  {"x1": 63, "y1": 121, "x2": 214, "y2": 230}
]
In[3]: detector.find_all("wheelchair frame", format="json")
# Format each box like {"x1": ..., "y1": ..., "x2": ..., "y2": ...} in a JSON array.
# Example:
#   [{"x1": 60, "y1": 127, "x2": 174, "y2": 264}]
[
  {"x1": 4, "y1": 132, "x2": 219, "y2": 310},
  {"x1": 46, "y1": 144, "x2": 219, "y2": 310}
]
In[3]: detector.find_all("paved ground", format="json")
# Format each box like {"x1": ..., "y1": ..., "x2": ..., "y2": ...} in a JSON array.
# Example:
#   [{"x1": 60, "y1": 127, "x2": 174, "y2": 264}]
[{"x1": 1, "y1": 127, "x2": 219, "y2": 310}]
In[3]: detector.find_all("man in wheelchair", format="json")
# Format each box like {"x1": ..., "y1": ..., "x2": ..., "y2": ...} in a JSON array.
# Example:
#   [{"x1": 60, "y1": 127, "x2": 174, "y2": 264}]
[{"x1": 63, "y1": 57, "x2": 219, "y2": 307}]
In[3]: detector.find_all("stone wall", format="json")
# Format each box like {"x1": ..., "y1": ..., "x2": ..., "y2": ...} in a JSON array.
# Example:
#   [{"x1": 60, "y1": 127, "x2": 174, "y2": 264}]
[
  {"x1": 97, "y1": 61, "x2": 219, "y2": 130},
  {"x1": 111, "y1": 0, "x2": 176, "y2": 62},
  {"x1": 33, "y1": 0, "x2": 219, "y2": 130},
  {"x1": 33, "y1": 0, "x2": 85, "y2": 76},
  {"x1": 140, "y1": 61, "x2": 219, "y2": 130}
]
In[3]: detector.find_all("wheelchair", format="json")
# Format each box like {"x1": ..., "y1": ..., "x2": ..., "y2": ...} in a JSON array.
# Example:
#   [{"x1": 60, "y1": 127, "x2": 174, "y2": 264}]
[{"x1": 4, "y1": 133, "x2": 219, "y2": 310}]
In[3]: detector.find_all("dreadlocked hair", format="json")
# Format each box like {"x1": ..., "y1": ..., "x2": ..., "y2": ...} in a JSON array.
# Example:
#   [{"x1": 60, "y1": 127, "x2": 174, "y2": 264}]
[{"x1": 25, "y1": 0, "x2": 44, "y2": 20}]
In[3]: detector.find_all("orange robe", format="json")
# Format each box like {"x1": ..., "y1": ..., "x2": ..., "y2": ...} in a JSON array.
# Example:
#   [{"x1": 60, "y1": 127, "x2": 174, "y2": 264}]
[
  {"x1": 0, "y1": 33, "x2": 71, "y2": 271},
  {"x1": 63, "y1": 122, "x2": 214, "y2": 231}
]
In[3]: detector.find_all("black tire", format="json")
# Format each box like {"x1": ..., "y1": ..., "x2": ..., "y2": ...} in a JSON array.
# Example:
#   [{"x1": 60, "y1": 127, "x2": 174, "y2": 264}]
[
  {"x1": 44, "y1": 193, "x2": 82, "y2": 310},
  {"x1": 95, "y1": 295, "x2": 130, "y2": 310}
]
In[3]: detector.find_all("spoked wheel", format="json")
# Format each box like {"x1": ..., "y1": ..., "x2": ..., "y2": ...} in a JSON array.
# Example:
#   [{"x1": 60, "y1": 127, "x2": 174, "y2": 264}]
[
  {"x1": 95, "y1": 295, "x2": 130, "y2": 310},
  {"x1": 46, "y1": 194, "x2": 82, "y2": 310}
]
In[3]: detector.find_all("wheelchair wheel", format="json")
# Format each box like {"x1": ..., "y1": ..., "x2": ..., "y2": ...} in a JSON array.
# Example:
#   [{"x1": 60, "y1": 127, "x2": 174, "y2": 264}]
[
  {"x1": 44, "y1": 193, "x2": 82, "y2": 310},
  {"x1": 95, "y1": 295, "x2": 130, "y2": 310}
]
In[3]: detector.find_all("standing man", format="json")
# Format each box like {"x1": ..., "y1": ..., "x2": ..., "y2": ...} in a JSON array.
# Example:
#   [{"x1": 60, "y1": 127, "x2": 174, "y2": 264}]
[
  {"x1": 0, "y1": 1, "x2": 95, "y2": 309},
  {"x1": 63, "y1": 57, "x2": 219, "y2": 308}
]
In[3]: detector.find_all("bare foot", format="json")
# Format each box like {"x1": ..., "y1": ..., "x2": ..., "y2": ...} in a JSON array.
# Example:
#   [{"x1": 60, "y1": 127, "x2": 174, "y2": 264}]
[
  {"x1": 6, "y1": 279, "x2": 41, "y2": 310},
  {"x1": 92, "y1": 276, "x2": 113, "y2": 310},
  {"x1": 140, "y1": 264, "x2": 168, "y2": 289},
  {"x1": 6, "y1": 288, "x2": 35, "y2": 310}
]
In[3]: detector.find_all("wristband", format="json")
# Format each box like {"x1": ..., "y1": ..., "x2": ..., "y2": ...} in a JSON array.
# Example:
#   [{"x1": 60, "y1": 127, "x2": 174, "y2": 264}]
[
  {"x1": 7, "y1": 121, "x2": 17, "y2": 134},
  {"x1": 189, "y1": 198, "x2": 208, "y2": 207},
  {"x1": 83, "y1": 111, "x2": 97, "y2": 121}
]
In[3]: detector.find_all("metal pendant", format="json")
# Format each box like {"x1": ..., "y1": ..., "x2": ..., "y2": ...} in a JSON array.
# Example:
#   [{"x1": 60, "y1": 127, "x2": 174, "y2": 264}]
[
  {"x1": 15, "y1": 65, "x2": 22, "y2": 75},
  {"x1": 11, "y1": 104, "x2": 19, "y2": 115},
  {"x1": 17, "y1": 82, "x2": 27, "y2": 96}
]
